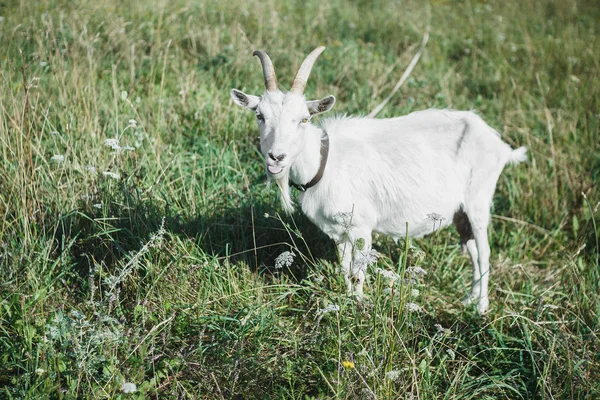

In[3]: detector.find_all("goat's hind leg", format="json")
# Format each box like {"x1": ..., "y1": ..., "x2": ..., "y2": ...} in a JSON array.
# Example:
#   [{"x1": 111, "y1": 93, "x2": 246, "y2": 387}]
[
  {"x1": 459, "y1": 204, "x2": 492, "y2": 313},
  {"x1": 453, "y1": 210, "x2": 485, "y2": 311}
]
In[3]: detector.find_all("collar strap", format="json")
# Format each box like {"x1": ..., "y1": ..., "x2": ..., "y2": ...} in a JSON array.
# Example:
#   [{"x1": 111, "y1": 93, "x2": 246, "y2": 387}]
[{"x1": 290, "y1": 132, "x2": 329, "y2": 192}]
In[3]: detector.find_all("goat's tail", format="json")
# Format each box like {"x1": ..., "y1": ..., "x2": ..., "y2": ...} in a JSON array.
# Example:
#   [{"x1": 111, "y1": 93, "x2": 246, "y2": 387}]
[{"x1": 508, "y1": 146, "x2": 528, "y2": 165}]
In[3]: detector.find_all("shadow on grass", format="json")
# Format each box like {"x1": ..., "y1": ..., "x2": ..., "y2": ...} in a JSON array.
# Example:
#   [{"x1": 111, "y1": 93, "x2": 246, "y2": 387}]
[{"x1": 54, "y1": 180, "x2": 337, "y2": 291}]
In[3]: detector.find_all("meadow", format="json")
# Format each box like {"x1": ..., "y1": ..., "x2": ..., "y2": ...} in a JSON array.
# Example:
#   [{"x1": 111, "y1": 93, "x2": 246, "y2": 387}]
[{"x1": 0, "y1": 0, "x2": 599, "y2": 398}]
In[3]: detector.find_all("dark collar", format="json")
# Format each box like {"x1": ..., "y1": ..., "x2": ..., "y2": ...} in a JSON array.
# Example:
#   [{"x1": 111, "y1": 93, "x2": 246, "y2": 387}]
[{"x1": 290, "y1": 132, "x2": 329, "y2": 192}]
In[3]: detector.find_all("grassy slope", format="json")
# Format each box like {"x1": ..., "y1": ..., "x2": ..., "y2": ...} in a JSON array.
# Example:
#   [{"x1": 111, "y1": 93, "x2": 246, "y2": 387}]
[{"x1": 0, "y1": 0, "x2": 599, "y2": 398}]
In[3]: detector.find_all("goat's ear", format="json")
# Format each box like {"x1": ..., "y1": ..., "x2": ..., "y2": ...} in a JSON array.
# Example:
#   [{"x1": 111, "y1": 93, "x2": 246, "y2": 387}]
[
  {"x1": 230, "y1": 89, "x2": 260, "y2": 110},
  {"x1": 307, "y1": 95, "x2": 336, "y2": 116}
]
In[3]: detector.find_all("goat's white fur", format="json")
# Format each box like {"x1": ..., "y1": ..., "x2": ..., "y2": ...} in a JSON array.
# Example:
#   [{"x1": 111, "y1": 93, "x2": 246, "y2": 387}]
[{"x1": 231, "y1": 48, "x2": 527, "y2": 313}]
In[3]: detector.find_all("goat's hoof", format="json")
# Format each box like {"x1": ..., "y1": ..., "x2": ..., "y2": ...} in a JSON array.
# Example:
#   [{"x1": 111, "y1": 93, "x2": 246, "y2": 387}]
[
  {"x1": 461, "y1": 295, "x2": 489, "y2": 314},
  {"x1": 461, "y1": 295, "x2": 474, "y2": 305},
  {"x1": 476, "y1": 298, "x2": 489, "y2": 314}
]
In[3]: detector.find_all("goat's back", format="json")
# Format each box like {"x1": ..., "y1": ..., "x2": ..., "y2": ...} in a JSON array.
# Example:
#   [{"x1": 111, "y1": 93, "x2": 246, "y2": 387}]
[{"x1": 303, "y1": 110, "x2": 515, "y2": 238}]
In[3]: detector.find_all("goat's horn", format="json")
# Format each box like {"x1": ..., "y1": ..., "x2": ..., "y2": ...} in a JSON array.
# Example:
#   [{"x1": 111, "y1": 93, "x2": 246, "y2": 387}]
[
  {"x1": 290, "y1": 46, "x2": 325, "y2": 94},
  {"x1": 253, "y1": 50, "x2": 278, "y2": 92}
]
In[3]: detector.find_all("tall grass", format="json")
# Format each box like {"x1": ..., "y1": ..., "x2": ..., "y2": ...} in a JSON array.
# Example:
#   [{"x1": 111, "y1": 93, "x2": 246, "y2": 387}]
[{"x1": 1, "y1": 0, "x2": 599, "y2": 398}]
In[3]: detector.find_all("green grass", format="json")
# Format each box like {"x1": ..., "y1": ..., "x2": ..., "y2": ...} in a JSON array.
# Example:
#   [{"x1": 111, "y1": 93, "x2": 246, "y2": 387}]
[{"x1": 1, "y1": 0, "x2": 599, "y2": 398}]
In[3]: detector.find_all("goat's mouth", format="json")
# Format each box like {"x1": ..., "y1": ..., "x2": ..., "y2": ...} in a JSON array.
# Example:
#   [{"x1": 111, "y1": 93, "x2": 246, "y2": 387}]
[{"x1": 267, "y1": 164, "x2": 284, "y2": 175}]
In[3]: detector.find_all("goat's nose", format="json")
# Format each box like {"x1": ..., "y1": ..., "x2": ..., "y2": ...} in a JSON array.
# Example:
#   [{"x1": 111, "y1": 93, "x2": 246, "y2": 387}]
[{"x1": 268, "y1": 152, "x2": 286, "y2": 162}]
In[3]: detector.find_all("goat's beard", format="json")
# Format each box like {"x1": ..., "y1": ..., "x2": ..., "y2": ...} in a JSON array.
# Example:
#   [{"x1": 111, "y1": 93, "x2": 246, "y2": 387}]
[{"x1": 269, "y1": 168, "x2": 295, "y2": 214}]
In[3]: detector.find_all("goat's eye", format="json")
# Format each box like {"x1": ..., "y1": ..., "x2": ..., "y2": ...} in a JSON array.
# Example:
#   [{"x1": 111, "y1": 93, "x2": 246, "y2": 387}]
[
  {"x1": 300, "y1": 117, "x2": 309, "y2": 124},
  {"x1": 256, "y1": 114, "x2": 264, "y2": 122}
]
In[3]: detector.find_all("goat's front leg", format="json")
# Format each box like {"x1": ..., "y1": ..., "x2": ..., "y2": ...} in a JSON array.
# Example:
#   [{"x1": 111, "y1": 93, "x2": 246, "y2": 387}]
[
  {"x1": 337, "y1": 241, "x2": 354, "y2": 293},
  {"x1": 337, "y1": 232, "x2": 373, "y2": 296}
]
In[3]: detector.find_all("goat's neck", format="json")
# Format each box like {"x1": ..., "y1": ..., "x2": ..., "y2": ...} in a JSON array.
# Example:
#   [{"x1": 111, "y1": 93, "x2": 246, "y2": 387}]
[{"x1": 289, "y1": 124, "x2": 324, "y2": 186}]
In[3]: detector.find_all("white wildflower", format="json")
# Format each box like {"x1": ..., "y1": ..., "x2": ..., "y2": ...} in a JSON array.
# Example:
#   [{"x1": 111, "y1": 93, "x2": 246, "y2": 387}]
[
  {"x1": 70, "y1": 309, "x2": 85, "y2": 320},
  {"x1": 412, "y1": 248, "x2": 426, "y2": 263},
  {"x1": 50, "y1": 130, "x2": 59, "y2": 135},
  {"x1": 47, "y1": 325, "x2": 60, "y2": 339},
  {"x1": 424, "y1": 347, "x2": 432, "y2": 358},
  {"x1": 374, "y1": 267, "x2": 399, "y2": 282},
  {"x1": 316, "y1": 304, "x2": 340, "y2": 317},
  {"x1": 426, "y1": 213, "x2": 444, "y2": 222},
  {"x1": 354, "y1": 249, "x2": 379, "y2": 271},
  {"x1": 104, "y1": 138, "x2": 121, "y2": 150},
  {"x1": 405, "y1": 302, "x2": 423, "y2": 313},
  {"x1": 103, "y1": 171, "x2": 120, "y2": 180},
  {"x1": 35, "y1": 368, "x2": 45, "y2": 375},
  {"x1": 121, "y1": 145, "x2": 135, "y2": 151},
  {"x1": 334, "y1": 211, "x2": 354, "y2": 229},
  {"x1": 411, "y1": 288, "x2": 420, "y2": 297},
  {"x1": 128, "y1": 119, "x2": 137, "y2": 127},
  {"x1": 274, "y1": 251, "x2": 295, "y2": 269},
  {"x1": 434, "y1": 324, "x2": 451, "y2": 335},
  {"x1": 85, "y1": 165, "x2": 97, "y2": 174},
  {"x1": 406, "y1": 266, "x2": 427, "y2": 278},
  {"x1": 40, "y1": 61, "x2": 48, "y2": 67},
  {"x1": 120, "y1": 382, "x2": 137, "y2": 394},
  {"x1": 50, "y1": 154, "x2": 64, "y2": 163},
  {"x1": 446, "y1": 349, "x2": 456, "y2": 360},
  {"x1": 120, "y1": 91, "x2": 128, "y2": 101},
  {"x1": 334, "y1": 211, "x2": 354, "y2": 220},
  {"x1": 263, "y1": 213, "x2": 270, "y2": 218},
  {"x1": 93, "y1": 203, "x2": 102, "y2": 209},
  {"x1": 385, "y1": 370, "x2": 401, "y2": 381}
]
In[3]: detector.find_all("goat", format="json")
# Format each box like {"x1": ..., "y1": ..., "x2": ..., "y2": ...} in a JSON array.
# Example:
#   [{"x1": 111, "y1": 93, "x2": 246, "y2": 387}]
[{"x1": 230, "y1": 47, "x2": 527, "y2": 313}]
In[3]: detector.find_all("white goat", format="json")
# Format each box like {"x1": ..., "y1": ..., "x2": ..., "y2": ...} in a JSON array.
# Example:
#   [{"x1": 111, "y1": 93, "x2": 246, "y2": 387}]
[{"x1": 231, "y1": 47, "x2": 527, "y2": 313}]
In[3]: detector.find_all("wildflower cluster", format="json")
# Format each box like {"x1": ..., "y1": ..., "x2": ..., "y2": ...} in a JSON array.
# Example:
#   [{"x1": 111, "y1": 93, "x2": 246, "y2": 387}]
[
  {"x1": 102, "y1": 171, "x2": 120, "y2": 180},
  {"x1": 44, "y1": 309, "x2": 124, "y2": 375},
  {"x1": 316, "y1": 303, "x2": 340, "y2": 317},
  {"x1": 120, "y1": 382, "x2": 137, "y2": 394},
  {"x1": 385, "y1": 370, "x2": 402, "y2": 381},
  {"x1": 427, "y1": 212, "x2": 446, "y2": 233},
  {"x1": 435, "y1": 323, "x2": 452, "y2": 335},
  {"x1": 334, "y1": 211, "x2": 355, "y2": 230},
  {"x1": 426, "y1": 212, "x2": 445, "y2": 222},
  {"x1": 274, "y1": 250, "x2": 295, "y2": 269},
  {"x1": 374, "y1": 267, "x2": 400, "y2": 282},
  {"x1": 405, "y1": 302, "x2": 423, "y2": 313},
  {"x1": 354, "y1": 248, "x2": 379, "y2": 271},
  {"x1": 103, "y1": 137, "x2": 135, "y2": 152}
]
